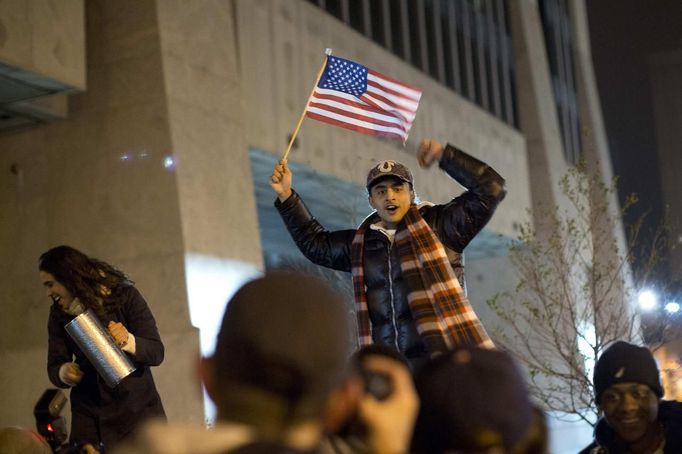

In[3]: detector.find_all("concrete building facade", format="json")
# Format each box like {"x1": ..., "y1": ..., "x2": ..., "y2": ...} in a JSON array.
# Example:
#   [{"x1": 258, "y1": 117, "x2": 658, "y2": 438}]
[{"x1": 0, "y1": 1, "x2": 619, "y2": 451}]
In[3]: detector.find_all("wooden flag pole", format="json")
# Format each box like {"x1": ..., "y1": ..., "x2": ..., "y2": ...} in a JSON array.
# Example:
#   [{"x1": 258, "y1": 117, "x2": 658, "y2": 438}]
[{"x1": 281, "y1": 48, "x2": 332, "y2": 161}]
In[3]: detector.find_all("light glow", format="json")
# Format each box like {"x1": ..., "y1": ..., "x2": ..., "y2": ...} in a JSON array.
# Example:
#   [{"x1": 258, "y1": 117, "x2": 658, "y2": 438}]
[
  {"x1": 163, "y1": 156, "x2": 175, "y2": 169},
  {"x1": 185, "y1": 253, "x2": 261, "y2": 423},
  {"x1": 638, "y1": 289, "x2": 658, "y2": 311},
  {"x1": 577, "y1": 322, "x2": 596, "y2": 381},
  {"x1": 665, "y1": 301, "x2": 680, "y2": 314}
]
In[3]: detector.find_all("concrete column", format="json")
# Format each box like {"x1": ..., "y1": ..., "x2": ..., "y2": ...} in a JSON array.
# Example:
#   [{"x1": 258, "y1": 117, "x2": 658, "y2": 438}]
[
  {"x1": 508, "y1": 0, "x2": 571, "y2": 219},
  {"x1": 0, "y1": 0, "x2": 206, "y2": 428},
  {"x1": 571, "y1": 0, "x2": 633, "y2": 321}
]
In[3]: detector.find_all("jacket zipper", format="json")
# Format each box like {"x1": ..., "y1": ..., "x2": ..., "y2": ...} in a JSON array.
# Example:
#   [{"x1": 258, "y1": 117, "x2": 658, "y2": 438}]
[{"x1": 387, "y1": 241, "x2": 400, "y2": 350}]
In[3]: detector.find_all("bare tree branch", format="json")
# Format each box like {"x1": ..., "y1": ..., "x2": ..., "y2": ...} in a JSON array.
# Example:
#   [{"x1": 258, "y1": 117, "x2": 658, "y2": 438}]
[{"x1": 487, "y1": 163, "x2": 670, "y2": 425}]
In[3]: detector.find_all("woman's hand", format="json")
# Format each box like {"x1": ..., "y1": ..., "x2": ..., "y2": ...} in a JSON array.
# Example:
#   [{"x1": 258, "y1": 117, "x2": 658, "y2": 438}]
[{"x1": 108, "y1": 321, "x2": 130, "y2": 347}]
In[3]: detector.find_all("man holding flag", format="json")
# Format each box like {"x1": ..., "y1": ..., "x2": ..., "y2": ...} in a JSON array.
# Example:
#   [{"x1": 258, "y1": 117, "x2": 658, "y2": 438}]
[{"x1": 270, "y1": 54, "x2": 507, "y2": 371}]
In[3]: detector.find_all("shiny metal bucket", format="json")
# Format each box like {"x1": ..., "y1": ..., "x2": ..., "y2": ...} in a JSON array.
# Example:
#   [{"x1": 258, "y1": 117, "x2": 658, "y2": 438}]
[{"x1": 65, "y1": 309, "x2": 136, "y2": 387}]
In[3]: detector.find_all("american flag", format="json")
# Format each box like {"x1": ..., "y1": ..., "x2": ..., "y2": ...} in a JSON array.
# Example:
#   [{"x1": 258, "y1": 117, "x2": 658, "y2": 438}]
[{"x1": 305, "y1": 55, "x2": 422, "y2": 143}]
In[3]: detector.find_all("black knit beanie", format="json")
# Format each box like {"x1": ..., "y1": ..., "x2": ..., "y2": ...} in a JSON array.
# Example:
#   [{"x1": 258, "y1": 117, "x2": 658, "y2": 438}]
[{"x1": 593, "y1": 341, "x2": 663, "y2": 405}]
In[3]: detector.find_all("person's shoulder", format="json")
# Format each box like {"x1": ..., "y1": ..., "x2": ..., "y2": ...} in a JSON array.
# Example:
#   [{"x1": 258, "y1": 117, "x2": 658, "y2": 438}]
[
  {"x1": 417, "y1": 201, "x2": 435, "y2": 210},
  {"x1": 416, "y1": 201, "x2": 437, "y2": 216},
  {"x1": 660, "y1": 400, "x2": 682, "y2": 415},
  {"x1": 578, "y1": 442, "x2": 603, "y2": 454},
  {"x1": 660, "y1": 400, "x2": 682, "y2": 424},
  {"x1": 660, "y1": 399, "x2": 682, "y2": 410},
  {"x1": 417, "y1": 200, "x2": 452, "y2": 228},
  {"x1": 107, "y1": 284, "x2": 145, "y2": 312},
  {"x1": 661, "y1": 401, "x2": 682, "y2": 451},
  {"x1": 115, "y1": 283, "x2": 142, "y2": 299},
  {"x1": 48, "y1": 303, "x2": 71, "y2": 323},
  {"x1": 112, "y1": 420, "x2": 255, "y2": 454},
  {"x1": 230, "y1": 441, "x2": 322, "y2": 454}
]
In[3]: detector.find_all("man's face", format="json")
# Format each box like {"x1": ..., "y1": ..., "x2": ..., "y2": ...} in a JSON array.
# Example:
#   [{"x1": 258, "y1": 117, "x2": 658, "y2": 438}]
[
  {"x1": 599, "y1": 382, "x2": 659, "y2": 444},
  {"x1": 39, "y1": 271, "x2": 75, "y2": 311},
  {"x1": 368, "y1": 177, "x2": 415, "y2": 229}
]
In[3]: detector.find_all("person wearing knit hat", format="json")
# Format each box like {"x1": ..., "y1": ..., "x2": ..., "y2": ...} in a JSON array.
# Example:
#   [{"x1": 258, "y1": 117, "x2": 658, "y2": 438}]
[{"x1": 580, "y1": 341, "x2": 682, "y2": 454}]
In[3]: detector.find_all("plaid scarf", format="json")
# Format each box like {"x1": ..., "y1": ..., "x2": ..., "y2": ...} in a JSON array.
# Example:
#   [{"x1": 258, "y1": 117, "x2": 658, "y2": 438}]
[{"x1": 351, "y1": 205, "x2": 494, "y2": 354}]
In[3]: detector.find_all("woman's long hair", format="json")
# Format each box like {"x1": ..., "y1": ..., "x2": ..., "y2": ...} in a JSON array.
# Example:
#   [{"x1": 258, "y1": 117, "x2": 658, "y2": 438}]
[{"x1": 39, "y1": 245, "x2": 132, "y2": 318}]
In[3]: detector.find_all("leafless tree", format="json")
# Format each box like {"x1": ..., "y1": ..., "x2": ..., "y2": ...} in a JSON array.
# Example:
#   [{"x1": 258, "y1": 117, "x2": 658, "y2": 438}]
[{"x1": 487, "y1": 161, "x2": 669, "y2": 425}]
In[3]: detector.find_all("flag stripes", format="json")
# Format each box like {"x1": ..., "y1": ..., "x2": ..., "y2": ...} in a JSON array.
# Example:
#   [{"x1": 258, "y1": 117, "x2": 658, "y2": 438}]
[{"x1": 305, "y1": 55, "x2": 422, "y2": 143}]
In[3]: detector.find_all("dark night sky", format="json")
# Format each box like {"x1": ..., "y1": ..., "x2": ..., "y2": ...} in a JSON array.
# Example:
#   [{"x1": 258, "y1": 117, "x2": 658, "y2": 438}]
[{"x1": 587, "y1": 0, "x2": 682, "y2": 290}]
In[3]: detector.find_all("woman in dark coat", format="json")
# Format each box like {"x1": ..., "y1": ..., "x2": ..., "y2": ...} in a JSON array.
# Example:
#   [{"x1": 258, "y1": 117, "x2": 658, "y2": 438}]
[{"x1": 39, "y1": 245, "x2": 166, "y2": 450}]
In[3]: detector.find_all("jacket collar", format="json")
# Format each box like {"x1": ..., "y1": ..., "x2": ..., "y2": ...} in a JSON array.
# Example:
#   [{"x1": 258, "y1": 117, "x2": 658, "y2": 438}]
[{"x1": 592, "y1": 400, "x2": 682, "y2": 452}]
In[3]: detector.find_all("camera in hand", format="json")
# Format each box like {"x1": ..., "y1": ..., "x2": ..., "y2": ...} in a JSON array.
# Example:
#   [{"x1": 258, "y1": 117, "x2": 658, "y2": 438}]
[
  {"x1": 34, "y1": 389, "x2": 103, "y2": 453},
  {"x1": 34, "y1": 389, "x2": 68, "y2": 450},
  {"x1": 361, "y1": 369, "x2": 393, "y2": 401}
]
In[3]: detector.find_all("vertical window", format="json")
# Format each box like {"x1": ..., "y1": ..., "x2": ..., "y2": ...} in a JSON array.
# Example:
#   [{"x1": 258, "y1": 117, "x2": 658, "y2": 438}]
[
  {"x1": 390, "y1": 1, "x2": 406, "y2": 59},
  {"x1": 425, "y1": 0, "x2": 445, "y2": 83},
  {"x1": 407, "y1": 0, "x2": 424, "y2": 70},
  {"x1": 540, "y1": 0, "x2": 582, "y2": 163},
  {"x1": 369, "y1": 0, "x2": 385, "y2": 46},
  {"x1": 459, "y1": 1, "x2": 476, "y2": 101},
  {"x1": 442, "y1": 1, "x2": 461, "y2": 93},
  {"x1": 349, "y1": 1, "x2": 365, "y2": 35},
  {"x1": 306, "y1": 0, "x2": 517, "y2": 128}
]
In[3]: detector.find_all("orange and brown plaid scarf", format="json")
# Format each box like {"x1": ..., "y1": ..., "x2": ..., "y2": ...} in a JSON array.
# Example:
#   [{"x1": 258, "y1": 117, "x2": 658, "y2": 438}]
[{"x1": 351, "y1": 205, "x2": 494, "y2": 354}]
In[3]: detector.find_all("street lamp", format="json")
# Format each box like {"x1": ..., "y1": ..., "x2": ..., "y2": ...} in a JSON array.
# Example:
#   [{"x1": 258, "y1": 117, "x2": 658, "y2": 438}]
[
  {"x1": 638, "y1": 289, "x2": 658, "y2": 311},
  {"x1": 664, "y1": 301, "x2": 680, "y2": 314}
]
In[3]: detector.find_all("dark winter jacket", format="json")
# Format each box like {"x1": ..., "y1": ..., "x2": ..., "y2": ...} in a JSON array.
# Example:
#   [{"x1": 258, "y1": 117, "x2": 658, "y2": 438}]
[
  {"x1": 579, "y1": 400, "x2": 682, "y2": 454},
  {"x1": 47, "y1": 285, "x2": 166, "y2": 449},
  {"x1": 275, "y1": 145, "x2": 506, "y2": 368}
]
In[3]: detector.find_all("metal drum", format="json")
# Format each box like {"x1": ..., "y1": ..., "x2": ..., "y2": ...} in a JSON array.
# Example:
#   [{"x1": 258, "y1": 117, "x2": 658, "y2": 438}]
[{"x1": 65, "y1": 309, "x2": 136, "y2": 387}]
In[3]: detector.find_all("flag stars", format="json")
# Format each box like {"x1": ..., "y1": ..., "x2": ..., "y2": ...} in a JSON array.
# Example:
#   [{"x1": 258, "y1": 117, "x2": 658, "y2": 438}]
[
  {"x1": 319, "y1": 57, "x2": 369, "y2": 96},
  {"x1": 308, "y1": 55, "x2": 421, "y2": 143}
]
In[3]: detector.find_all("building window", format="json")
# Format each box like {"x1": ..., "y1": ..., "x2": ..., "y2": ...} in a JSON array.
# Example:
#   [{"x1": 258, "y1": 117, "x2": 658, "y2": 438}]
[
  {"x1": 539, "y1": 0, "x2": 582, "y2": 164},
  {"x1": 306, "y1": 0, "x2": 517, "y2": 128}
]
